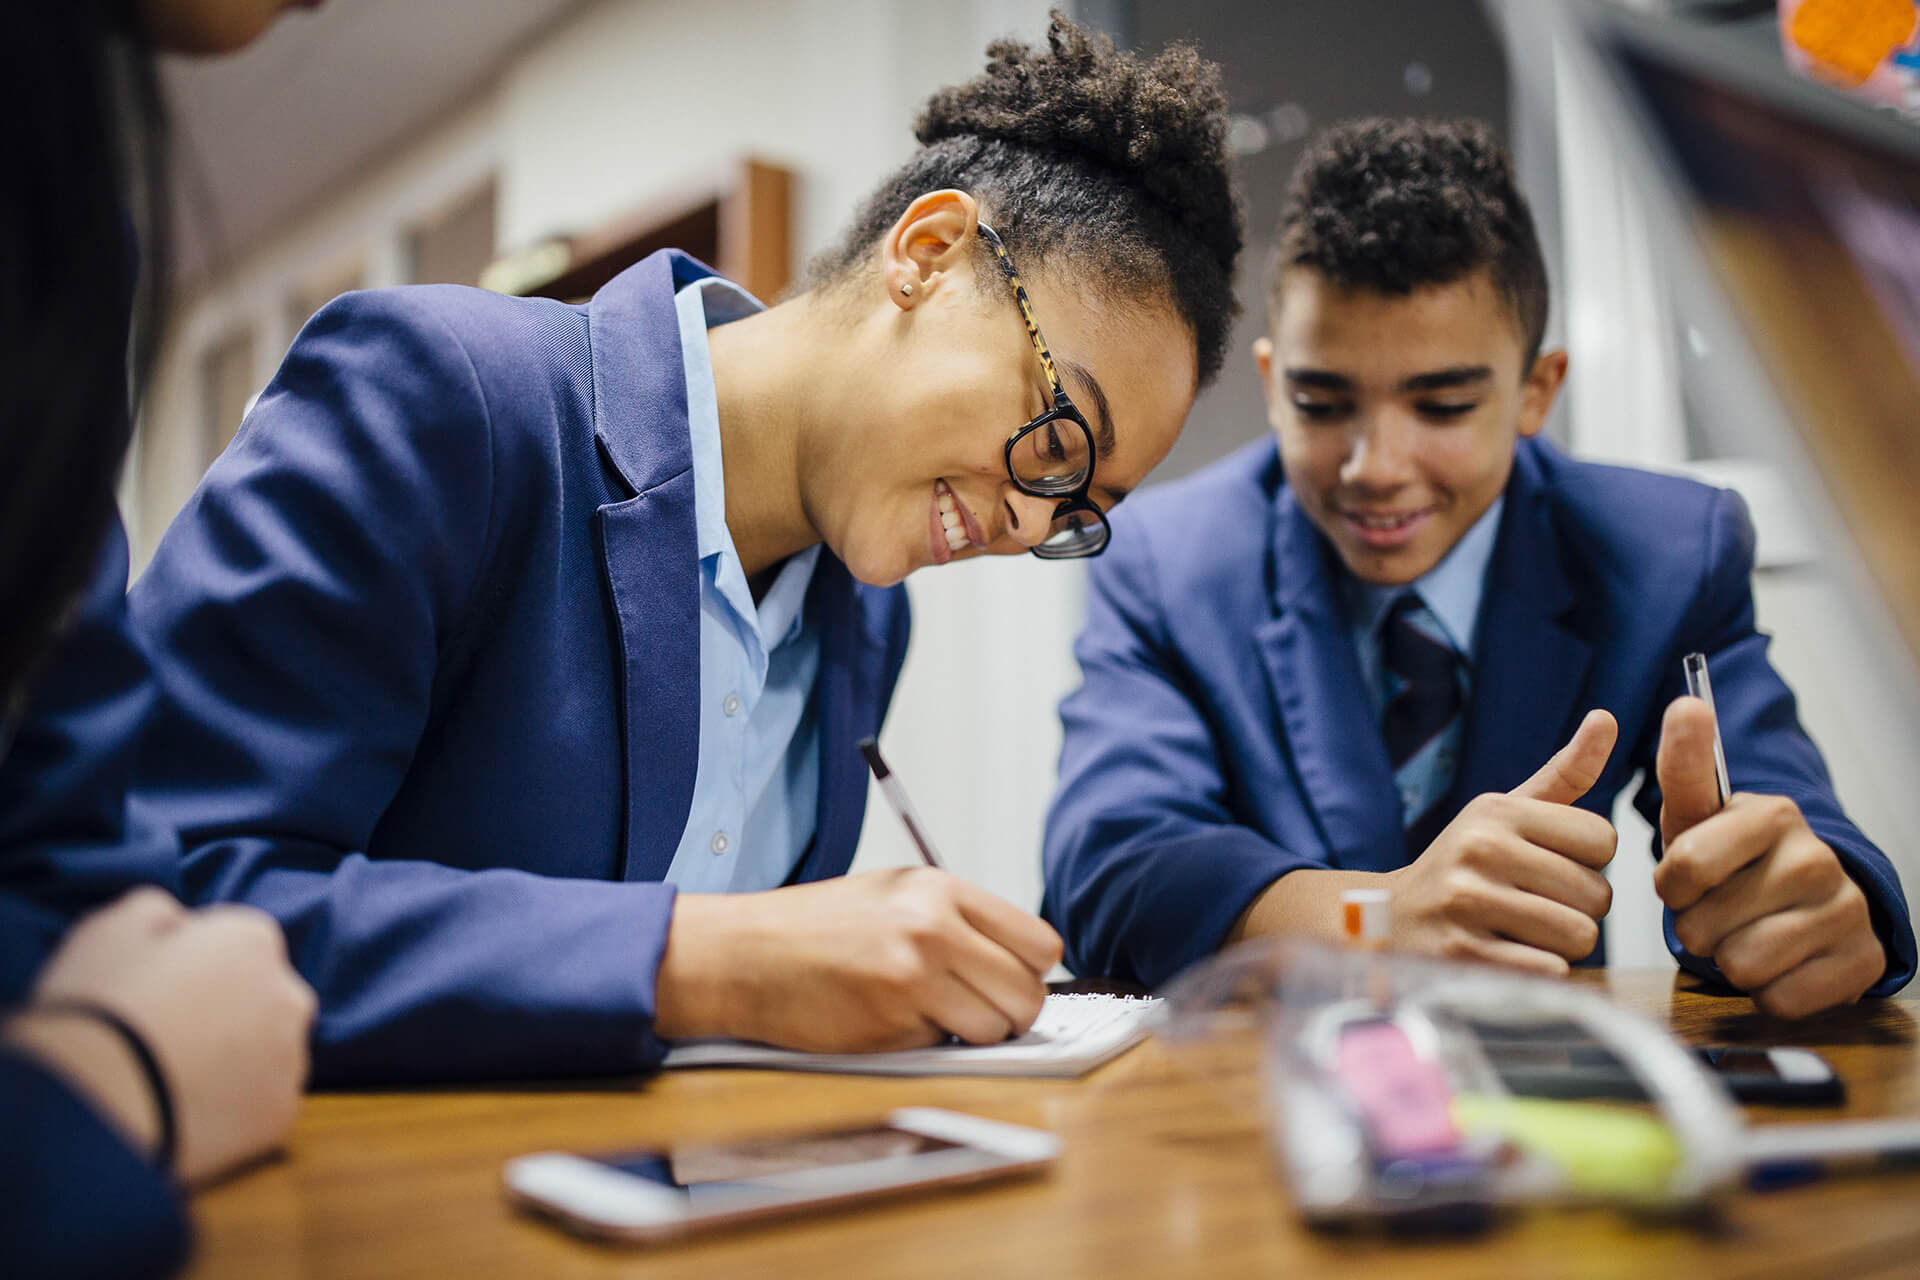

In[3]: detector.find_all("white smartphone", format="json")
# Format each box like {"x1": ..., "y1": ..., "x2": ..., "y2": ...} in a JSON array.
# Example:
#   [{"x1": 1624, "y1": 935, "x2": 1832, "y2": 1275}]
[{"x1": 503, "y1": 1107, "x2": 1060, "y2": 1244}]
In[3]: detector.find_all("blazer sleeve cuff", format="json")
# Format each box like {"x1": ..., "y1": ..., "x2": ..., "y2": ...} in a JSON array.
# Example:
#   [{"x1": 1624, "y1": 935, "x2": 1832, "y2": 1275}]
[
  {"x1": 1830, "y1": 836, "x2": 1917, "y2": 997},
  {"x1": 1073, "y1": 826, "x2": 1324, "y2": 991},
  {"x1": 1662, "y1": 908, "x2": 1732, "y2": 991},
  {"x1": 0, "y1": 1050, "x2": 191, "y2": 1279},
  {"x1": 302, "y1": 870, "x2": 680, "y2": 1086}
]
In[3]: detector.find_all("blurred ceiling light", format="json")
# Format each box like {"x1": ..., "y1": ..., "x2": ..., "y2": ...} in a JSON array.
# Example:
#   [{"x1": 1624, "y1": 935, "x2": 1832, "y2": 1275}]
[
  {"x1": 478, "y1": 238, "x2": 572, "y2": 296},
  {"x1": 1228, "y1": 113, "x2": 1271, "y2": 156}
]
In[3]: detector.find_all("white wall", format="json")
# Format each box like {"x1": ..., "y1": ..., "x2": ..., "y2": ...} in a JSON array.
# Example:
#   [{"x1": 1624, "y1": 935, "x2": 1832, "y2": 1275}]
[
  {"x1": 1546, "y1": 27, "x2": 1684, "y2": 971},
  {"x1": 134, "y1": 95, "x2": 502, "y2": 559},
  {"x1": 499, "y1": 0, "x2": 1038, "y2": 262}
]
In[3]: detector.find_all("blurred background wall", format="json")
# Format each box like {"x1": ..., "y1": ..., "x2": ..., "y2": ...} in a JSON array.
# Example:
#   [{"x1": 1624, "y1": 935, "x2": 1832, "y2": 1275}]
[{"x1": 128, "y1": 0, "x2": 1919, "y2": 973}]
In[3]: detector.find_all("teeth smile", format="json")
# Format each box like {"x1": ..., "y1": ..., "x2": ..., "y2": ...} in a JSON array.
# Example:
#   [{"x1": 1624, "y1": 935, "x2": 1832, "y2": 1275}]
[
  {"x1": 937, "y1": 488, "x2": 968, "y2": 552},
  {"x1": 1351, "y1": 511, "x2": 1424, "y2": 530}
]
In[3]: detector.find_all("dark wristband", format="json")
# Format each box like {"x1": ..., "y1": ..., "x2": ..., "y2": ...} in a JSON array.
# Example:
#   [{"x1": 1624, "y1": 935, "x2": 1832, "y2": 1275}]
[{"x1": 36, "y1": 999, "x2": 177, "y2": 1175}]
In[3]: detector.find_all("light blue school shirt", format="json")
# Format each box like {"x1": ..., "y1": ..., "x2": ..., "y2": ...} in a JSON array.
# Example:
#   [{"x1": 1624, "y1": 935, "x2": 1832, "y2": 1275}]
[
  {"x1": 1340, "y1": 496, "x2": 1503, "y2": 828},
  {"x1": 663, "y1": 277, "x2": 823, "y2": 893}
]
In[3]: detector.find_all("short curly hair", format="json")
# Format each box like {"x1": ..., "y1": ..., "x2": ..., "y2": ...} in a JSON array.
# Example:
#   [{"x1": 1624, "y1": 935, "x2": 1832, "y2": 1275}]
[
  {"x1": 1270, "y1": 118, "x2": 1549, "y2": 366},
  {"x1": 806, "y1": 12, "x2": 1243, "y2": 388}
]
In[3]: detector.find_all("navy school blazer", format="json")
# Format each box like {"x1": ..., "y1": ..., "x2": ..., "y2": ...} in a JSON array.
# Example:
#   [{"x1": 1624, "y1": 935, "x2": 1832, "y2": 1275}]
[
  {"x1": 0, "y1": 524, "x2": 190, "y2": 1276},
  {"x1": 1043, "y1": 435, "x2": 1916, "y2": 993},
  {"x1": 129, "y1": 251, "x2": 911, "y2": 1084},
  {"x1": 0, "y1": 521, "x2": 181, "y2": 1000},
  {"x1": 0, "y1": 1050, "x2": 189, "y2": 1278}
]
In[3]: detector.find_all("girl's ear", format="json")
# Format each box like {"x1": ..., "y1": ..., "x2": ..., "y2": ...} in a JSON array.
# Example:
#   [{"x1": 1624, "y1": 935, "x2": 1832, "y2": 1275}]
[{"x1": 877, "y1": 189, "x2": 981, "y2": 311}]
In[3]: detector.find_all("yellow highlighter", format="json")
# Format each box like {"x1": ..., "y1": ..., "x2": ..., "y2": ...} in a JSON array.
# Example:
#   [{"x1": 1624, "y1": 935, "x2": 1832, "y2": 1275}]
[{"x1": 1451, "y1": 1094, "x2": 1684, "y2": 1204}]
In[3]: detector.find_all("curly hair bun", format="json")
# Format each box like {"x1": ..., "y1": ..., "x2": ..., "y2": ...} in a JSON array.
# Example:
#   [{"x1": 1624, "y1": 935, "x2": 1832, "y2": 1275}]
[
  {"x1": 915, "y1": 13, "x2": 1237, "y2": 279},
  {"x1": 811, "y1": 12, "x2": 1243, "y2": 387}
]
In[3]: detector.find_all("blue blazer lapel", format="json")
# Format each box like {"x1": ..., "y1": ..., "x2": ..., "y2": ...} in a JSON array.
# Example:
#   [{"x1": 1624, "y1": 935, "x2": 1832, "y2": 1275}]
[
  {"x1": 1452, "y1": 445, "x2": 1594, "y2": 805},
  {"x1": 1256, "y1": 491, "x2": 1404, "y2": 871},
  {"x1": 587, "y1": 250, "x2": 723, "y2": 882}
]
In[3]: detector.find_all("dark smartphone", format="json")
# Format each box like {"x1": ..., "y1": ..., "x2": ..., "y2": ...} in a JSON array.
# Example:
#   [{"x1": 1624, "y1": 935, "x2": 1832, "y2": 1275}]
[
  {"x1": 1470, "y1": 1021, "x2": 1844, "y2": 1106},
  {"x1": 1694, "y1": 1045, "x2": 1845, "y2": 1105}
]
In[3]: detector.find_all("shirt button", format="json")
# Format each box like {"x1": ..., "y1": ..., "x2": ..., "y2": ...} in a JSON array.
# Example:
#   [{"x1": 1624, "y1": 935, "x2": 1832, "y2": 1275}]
[
  {"x1": 1400, "y1": 786, "x2": 1422, "y2": 811},
  {"x1": 723, "y1": 694, "x2": 742, "y2": 717},
  {"x1": 710, "y1": 831, "x2": 730, "y2": 855}
]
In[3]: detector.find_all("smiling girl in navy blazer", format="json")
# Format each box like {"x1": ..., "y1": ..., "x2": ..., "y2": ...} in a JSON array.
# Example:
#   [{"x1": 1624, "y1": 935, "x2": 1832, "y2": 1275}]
[{"x1": 114, "y1": 17, "x2": 1245, "y2": 1084}]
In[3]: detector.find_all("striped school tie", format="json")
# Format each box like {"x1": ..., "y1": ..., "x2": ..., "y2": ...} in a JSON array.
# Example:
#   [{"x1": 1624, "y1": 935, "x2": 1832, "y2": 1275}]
[{"x1": 1379, "y1": 592, "x2": 1466, "y2": 858}]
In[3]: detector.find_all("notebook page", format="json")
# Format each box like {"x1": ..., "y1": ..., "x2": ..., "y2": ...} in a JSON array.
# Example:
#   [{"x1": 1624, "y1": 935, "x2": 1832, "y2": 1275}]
[{"x1": 662, "y1": 994, "x2": 1162, "y2": 1078}]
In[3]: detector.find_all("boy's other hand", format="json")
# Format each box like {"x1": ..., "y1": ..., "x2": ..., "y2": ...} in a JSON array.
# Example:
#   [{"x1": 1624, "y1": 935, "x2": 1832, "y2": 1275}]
[
  {"x1": 1654, "y1": 695, "x2": 1884, "y2": 1017},
  {"x1": 1386, "y1": 709, "x2": 1619, "y2": 975}
]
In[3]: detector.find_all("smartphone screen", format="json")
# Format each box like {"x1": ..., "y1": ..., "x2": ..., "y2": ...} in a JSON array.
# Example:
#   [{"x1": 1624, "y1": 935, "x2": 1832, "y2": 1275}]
[
  {"x1": 508, "y1": 1108, "x2": 1061, "y2": 1243},
  {"x1": 592, "y1": 1125, "x2": 968, "y2": 1199},
  {"x1": 1465, "y1": 1021, "x2": 1841, "y2": 1104},
  {"x1": 1694, "y1": 1046, "x2": 1844, "y2": 1102},
  {"x1": 1697, "y1": 1047, "x2": 1783, "y2": 1079}
]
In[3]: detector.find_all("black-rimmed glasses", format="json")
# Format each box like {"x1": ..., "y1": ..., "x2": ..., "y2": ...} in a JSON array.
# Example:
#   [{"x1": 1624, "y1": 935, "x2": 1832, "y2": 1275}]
[{"x1": 975, "y1": 222, "x2": 1111, "y2": 560}]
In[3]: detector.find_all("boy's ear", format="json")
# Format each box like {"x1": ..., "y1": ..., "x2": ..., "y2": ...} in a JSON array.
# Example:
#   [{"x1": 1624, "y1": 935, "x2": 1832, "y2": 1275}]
[
  {"x1": 1252, "y1": 336, "x2": 1286, "y2": 431},
  {"x1": 1517, "y1": 349, "x2": 1569, "y2": 439}
]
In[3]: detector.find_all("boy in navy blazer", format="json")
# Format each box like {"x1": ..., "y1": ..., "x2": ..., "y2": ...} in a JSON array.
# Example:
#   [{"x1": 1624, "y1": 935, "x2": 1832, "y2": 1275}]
[{"x1": 1043, "y1": 118, "x2": 1914, "y2": 1016}]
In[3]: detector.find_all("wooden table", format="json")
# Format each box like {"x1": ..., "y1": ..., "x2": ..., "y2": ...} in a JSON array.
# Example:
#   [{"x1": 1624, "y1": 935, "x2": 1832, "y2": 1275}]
[{"x1": 186, "y1": 971, "x2": 1920, "y2": 1279}]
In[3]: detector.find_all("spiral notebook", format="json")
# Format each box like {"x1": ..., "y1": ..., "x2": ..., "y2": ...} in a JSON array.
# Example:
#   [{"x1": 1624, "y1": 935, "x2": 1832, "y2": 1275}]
[{"x1": 662, "y1": 993, "x2": 1163, "y2": 1078}]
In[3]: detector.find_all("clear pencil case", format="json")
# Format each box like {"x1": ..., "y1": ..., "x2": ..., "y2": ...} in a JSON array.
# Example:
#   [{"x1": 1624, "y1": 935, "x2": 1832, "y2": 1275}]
[{"x1": 1160, "y1": 937, "x2": 1746, "y2": 1232}]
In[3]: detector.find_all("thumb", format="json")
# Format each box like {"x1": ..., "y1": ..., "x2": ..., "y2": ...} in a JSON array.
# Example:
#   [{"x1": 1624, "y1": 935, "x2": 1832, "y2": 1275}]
[
  {"x1": 1656, "y1": 695, "x2": 1723, "y2": 847},
  {"x1": 1511, "y1": 708, "x2": 1618, "y2": 805}
]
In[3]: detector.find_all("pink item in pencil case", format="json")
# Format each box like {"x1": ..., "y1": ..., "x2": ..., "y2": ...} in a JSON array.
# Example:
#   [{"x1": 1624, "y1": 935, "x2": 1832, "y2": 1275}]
[{"x1": 1336, "y1": 1019, "x2": 1462, "y2": 1161}]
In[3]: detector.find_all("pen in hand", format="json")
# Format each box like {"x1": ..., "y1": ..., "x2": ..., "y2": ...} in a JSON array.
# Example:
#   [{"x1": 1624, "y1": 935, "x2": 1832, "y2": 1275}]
[
  {"x1": 861, "y1": 736, "x2": 1041, "y2": 1047},
  {"x1": 857, "y1": 736, "x2": 948, "y2": 871},
  {"x1": 1682, "y1": 651, "x2": 1732, "y2": 809}
]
